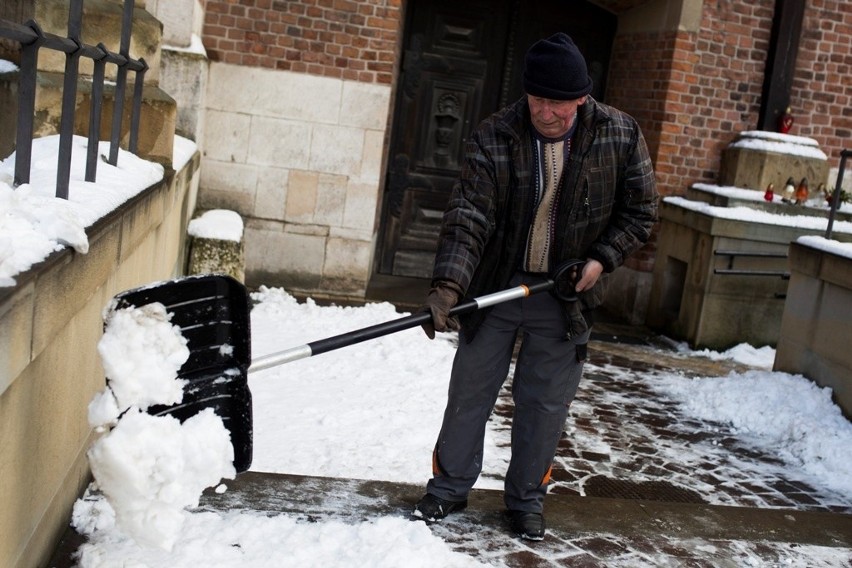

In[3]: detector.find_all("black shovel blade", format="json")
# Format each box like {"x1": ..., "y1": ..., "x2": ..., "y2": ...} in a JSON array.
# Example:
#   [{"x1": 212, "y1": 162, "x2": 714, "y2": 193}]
[{"x1": 110, "y1": 274, "x2": 253, "y2": 473}]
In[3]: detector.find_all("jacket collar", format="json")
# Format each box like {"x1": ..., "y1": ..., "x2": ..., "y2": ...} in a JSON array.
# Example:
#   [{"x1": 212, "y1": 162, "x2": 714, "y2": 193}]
[{"x1": 495, "y1": 95, "x2": 611, "y2": 143}]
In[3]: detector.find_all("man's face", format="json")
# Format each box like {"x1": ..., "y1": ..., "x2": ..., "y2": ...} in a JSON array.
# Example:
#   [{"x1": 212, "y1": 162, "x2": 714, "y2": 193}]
[{"x1": 527, "y1": 94, "x2": 587, "y2": 138}]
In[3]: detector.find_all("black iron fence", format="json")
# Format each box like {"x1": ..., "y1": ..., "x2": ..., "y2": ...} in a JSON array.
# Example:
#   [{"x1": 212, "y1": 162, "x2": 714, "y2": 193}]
[
  {"x1": 826, "y1": 149, "x2": 852, "y2": 240},
  {"x1": 0, "y1": 0, "x2": 147, "y2": 199}
]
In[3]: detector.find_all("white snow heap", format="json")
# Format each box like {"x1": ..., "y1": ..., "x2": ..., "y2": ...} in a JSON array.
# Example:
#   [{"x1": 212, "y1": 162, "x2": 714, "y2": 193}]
[
  {"x1": 729, "y1": 130, "x2": 828, "y2": 161},
  {"x1": 0, "y1": 134, "x2": 164, "y2": 287},
  {"x1": 187, "y1": 208, "x2": 244, "y2": 242},
  {"x1": 89, "y1": 302, "x2": 190, "y2": 425},
  {"x1": 83, "y1": 300, "x2": 236, "y2": 551},
  {"x1": 86, "y1": 408, "x2": 236, "y2": 550}
]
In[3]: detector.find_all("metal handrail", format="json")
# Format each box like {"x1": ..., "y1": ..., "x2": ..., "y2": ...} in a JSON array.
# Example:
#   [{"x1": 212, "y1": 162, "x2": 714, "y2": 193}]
[
  {"x1": 0, "y1": 0, "x2": 147, "y2": 199},
  {"x1": 826, "y1": 149, "x2": 851, "y2": 239},
  {"x1": 713, "y1": 249, "x2": 789, "y2": 279}
]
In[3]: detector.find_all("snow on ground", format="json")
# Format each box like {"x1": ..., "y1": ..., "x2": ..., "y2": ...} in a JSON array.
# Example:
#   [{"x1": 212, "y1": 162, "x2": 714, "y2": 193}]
[{"x1": 69, "y1": 286, "x2": 852, "y2": 567}]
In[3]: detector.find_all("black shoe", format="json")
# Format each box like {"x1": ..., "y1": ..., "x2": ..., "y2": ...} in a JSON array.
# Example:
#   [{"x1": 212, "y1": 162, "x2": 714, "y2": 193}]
[
  {"x1": 412, "y1": 493, "x2": 467, "y2": 522},
  {"x1": 508, "y1": 510, "x2": 546, "y2": 541}
]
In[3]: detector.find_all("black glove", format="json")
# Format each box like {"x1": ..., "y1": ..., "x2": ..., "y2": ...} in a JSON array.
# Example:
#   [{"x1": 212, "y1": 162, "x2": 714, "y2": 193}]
[{"x1": 421, "y1": 281, "x2": 463, "y2": 339}]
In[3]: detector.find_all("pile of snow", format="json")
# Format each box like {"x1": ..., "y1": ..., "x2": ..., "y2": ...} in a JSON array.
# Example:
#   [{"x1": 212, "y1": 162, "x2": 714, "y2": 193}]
[
  {"x1": 79, "y1": 301, "x2": 235, "y2": 550},
  {"x1": 651, "y1": 370, "x2": 852, "y2": 498},
  {"x1": 728, "y1": 130, "x2": 827, "y2": 160},
  {"x1": 71, "y1": 508, "x2": 487, "y2": 568},
  {"x1": 188, "y1": 209, "x2": 244, "y2": 242},
  {"x1": 671, "y1": 341, "x2": 776, "y2": 370}
]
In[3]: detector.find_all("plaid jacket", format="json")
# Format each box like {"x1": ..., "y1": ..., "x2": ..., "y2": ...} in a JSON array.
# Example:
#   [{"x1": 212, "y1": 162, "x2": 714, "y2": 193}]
[{"x1": 432, "y1": 96, "x2": 658, "y2": 339}]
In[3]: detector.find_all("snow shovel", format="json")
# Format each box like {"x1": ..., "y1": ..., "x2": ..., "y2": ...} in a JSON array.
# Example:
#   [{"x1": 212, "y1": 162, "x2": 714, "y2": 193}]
[{"x1": 108, "y1": 260, "x2": 585, "y2": 473}]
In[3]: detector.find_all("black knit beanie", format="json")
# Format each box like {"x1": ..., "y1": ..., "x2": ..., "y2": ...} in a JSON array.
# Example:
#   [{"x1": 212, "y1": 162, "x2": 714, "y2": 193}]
[{"x1": 523, "y1": 32, "x2": 593, "y2": 100}]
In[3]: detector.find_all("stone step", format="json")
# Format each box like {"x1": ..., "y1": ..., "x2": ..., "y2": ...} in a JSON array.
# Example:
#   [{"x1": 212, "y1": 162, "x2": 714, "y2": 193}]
[
  {"x1": 47, "y1": 471, "x2": 852, "y2": 566},
  {"x1": 0, "y1": 69, "x2": 176, "y2": 167},
  {"x1": 49, "y1": 69, "x2": 173, "y2": 166},
  {"x1": 33, "y1": 0, "x2": 163, "y2": 85}
]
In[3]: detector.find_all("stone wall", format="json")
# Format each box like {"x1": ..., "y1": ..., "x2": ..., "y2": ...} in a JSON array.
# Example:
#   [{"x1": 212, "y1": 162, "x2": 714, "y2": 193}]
[
  {"x1": 192, "y1": 0, "x2": 403, "y2": 300},
  {"x1": 645, "y1": 198, "x2": 852, "y2": 350},
  {"x1": 775, "y1": 240, "x2": 852, "y2": 418},
  {"x1": 0, "y1": 154, "x2": 200, "y2": 568},
  {"x1": 197, "y1": 62, "x2": 390, "y2": 297}
]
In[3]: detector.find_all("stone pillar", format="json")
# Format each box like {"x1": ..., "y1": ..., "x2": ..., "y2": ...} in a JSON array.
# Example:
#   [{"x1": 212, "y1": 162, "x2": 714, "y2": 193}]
[
  {"x1": 719, "y1": 130, "x2": 829, "y2": 194},
  {"x1": 187, "y1": 209, "x2": 245, "y2": 283}
]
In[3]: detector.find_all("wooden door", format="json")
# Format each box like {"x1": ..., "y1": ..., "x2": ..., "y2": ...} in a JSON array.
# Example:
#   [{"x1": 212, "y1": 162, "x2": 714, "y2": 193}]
[{"x1": 377, "y1": 0, "x2": 616, "y2": 278}]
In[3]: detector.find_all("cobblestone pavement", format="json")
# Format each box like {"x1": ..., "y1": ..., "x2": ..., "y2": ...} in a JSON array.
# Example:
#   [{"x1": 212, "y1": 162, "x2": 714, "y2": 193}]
[
  {"x1": 462, "y1": 325, "x2": 852, "y2": 566},
  {"x1": 548, "y1": 336, "x2": 851, "y2": 514}
]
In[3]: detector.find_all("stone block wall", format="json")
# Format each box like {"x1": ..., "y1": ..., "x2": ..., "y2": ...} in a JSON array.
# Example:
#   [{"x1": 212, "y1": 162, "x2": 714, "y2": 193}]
[
  {"x1": 198, "y1": 62, "x2": 390, "y2": 296},
  {"x1": 775, "y1": 240, "x2": 852, "y2": 418},
  {"x1": 645, "y1": 198, "x2": 852, "y2": 350},
  {"x1": 192, "y1": 0, "x2": 403, "y2": 299}
]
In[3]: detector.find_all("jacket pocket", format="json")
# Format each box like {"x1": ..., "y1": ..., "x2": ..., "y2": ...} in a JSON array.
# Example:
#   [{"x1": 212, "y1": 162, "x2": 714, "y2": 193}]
[{"x1": 585, "y1": 167, "x2": 615, "y2": 218}]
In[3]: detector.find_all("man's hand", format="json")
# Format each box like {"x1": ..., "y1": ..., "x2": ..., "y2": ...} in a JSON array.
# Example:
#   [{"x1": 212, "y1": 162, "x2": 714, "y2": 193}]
[
  {"x1": 575, "y1": 259, "x2": 604, "y2": 292},
  {"x1": 421, "y1": 281, "x2": 462, "y2": 339}
]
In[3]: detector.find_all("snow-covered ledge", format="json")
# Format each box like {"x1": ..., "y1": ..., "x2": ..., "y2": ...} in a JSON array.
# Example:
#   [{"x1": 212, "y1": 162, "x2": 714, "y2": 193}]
[
  {"x1": 645, "y1": 197, "x2": 852, "y2": 350},
  {"x1": 774, "y1": 237, "x2": 852, "y2": 418}
]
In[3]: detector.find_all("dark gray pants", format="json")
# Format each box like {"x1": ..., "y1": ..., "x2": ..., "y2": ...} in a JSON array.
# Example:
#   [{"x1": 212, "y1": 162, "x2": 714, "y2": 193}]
[{"x1": 426, "y1": 272, "x2": 589, "y2": 513}]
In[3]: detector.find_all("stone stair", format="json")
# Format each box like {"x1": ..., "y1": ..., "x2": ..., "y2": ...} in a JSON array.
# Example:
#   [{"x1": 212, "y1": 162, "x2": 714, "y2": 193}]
[{"x1": 0, "y1": 0, "x2": 176, "y2": 167}]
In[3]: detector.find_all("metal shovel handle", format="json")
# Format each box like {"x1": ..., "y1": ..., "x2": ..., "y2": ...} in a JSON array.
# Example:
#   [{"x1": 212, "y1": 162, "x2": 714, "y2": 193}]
[{"x1": 249, "y1": 259, "x2": 585, "y2": 373}]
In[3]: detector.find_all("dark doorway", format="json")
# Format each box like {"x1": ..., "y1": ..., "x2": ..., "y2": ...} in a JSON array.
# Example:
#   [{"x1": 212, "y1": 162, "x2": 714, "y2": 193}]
[{"x1": 375, "y1": 0, "x2": 616, "y2": 279}]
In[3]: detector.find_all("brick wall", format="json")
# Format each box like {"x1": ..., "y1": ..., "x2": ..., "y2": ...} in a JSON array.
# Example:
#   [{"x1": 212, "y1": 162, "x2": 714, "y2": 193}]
[
  {"x1": 202, "y1": 0, "x2": 403, "y2": 84},
  {"x1": 795, "y1": 0, "x2": 852, "y2": 154},
  {"x1": 608, "y1": 2, "x2": 774, "y2": 198},
  {"x1": 608, "y1": 0, "x2": 851, "y2": 199}
]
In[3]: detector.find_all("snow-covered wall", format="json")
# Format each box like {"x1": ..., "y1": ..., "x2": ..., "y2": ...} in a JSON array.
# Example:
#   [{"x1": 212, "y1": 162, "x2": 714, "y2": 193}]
[{"x1": 0, "y1": 156, "x2": 199, "y2": 568}]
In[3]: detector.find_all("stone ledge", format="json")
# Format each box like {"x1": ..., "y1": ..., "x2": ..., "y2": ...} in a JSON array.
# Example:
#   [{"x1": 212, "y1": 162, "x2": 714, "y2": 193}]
[{"x1": 776, "y1": 241, "x2": 852, "y2": 416}]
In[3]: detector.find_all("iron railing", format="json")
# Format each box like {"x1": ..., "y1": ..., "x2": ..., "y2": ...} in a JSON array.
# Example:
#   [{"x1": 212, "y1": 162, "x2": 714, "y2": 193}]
[
  {"x1": 0, "y1": 0, "x2": 147, "y2": 199},
  {"x1": 826, "y1": 149, "x2": 851, "y2": 240},
  {"x1": 713, "y1": 250, "x2": 790, "y2": 280}
]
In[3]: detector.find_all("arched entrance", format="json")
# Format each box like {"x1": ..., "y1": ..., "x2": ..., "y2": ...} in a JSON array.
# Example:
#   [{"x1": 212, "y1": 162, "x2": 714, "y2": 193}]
[{"x1": 375, "y1": 0, "x2": 616, "y2": 281}]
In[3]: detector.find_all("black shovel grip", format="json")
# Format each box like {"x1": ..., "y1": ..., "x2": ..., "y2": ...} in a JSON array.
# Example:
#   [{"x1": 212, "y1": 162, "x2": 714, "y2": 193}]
[{"x1": 307, "y1": 279, "x2": 548, "y2": 357}]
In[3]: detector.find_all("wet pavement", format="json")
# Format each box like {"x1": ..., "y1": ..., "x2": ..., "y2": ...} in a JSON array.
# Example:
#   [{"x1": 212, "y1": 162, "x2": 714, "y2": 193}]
[
  {"x1": 50, "y1": 317, "x2": 852, "y2": 567},
  {"x1": 545, "y1": 332, "x2": 852, "y2": 515}
]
